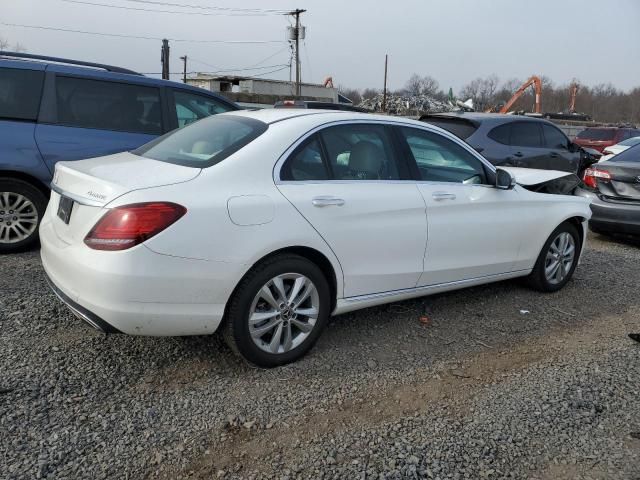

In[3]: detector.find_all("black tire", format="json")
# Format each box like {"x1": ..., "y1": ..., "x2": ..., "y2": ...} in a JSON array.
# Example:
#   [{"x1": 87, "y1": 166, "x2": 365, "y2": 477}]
[
  {"x1": 0, "y1": 178, "x2": 48, "y2": 254},
  {"x1": 527, "y1": 222, "x2": 581, "y2": 292},
  {"x1": 222, "y1": 254, "x2": 331, "y2": 367}
]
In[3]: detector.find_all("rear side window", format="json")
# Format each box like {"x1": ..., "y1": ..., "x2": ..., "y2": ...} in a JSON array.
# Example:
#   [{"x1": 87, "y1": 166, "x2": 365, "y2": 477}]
[
  {"x1": 488, "y1": 124, "x2": 511, "y2": 144},
  {"x1": 510, "y1": 122, "x2": 543, "y2": 148},
  {"x1": 173, "y1": 90, "x2": 234, "y2": 128},
  {"x1": 319, "y1": 124, "x2": 403, "y2": 180},
  {"x1": 577, "y1": 129, "x2": 616, "y2": 141},
  {"x1": 0, "y1": 68, "x2": 44, "y2": 121},
  {"x1": 135, "y1": 115, "x2": 267, "y2": 168},
  {"x1": 55, "y1": 76, "x2": 162, "y2": 134},
  {"x1": 542, "y1": 124, "x2": 568, "y2": 149},
  {"x1": 281, "y1": 136, "x2": 329, "y2": 181},
  {"x1": 421, "y1": 118, "x2": 478, "y2": 139}
]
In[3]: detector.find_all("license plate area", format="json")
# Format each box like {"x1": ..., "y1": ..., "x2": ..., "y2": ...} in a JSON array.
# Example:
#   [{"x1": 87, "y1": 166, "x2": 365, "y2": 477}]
[{"x1": 57, "y1": 196, "x2": 74, "y2": 225}]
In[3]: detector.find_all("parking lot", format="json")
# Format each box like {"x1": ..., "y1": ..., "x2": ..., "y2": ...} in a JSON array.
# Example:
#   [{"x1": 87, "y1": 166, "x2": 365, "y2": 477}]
[{"x1": 0, "y1": 232, "x2": 638, "y2": 479}]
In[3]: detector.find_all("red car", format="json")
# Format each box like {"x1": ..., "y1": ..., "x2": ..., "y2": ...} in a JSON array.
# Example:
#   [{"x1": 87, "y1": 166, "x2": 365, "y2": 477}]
[{"x1": 573, "y1": 127, "x2": 640, "y2": 153}]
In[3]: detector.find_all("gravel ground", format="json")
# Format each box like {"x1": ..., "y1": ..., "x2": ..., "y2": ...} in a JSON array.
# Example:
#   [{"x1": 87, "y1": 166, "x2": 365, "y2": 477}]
[{"x1": 1, "y1": 233, "x2": 639, "y2": 479}]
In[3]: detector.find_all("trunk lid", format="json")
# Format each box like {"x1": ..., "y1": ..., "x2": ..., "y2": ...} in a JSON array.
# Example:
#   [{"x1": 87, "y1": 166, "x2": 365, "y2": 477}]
[
  {"x1": 595, "y1": 161, "x2": 640, "y2": 202},
  {"x1": 50, "y1": 151, "x2": 200, "y2": 244}
]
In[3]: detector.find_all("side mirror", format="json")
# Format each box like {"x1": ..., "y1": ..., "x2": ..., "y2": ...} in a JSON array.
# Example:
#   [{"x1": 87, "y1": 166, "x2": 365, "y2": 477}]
[
  {"x1": 567, "y1": 142, "x2": 578, "y2": 153},
  {"x1": 496, "y1": 168, "x2": 516, "y2": 190}
]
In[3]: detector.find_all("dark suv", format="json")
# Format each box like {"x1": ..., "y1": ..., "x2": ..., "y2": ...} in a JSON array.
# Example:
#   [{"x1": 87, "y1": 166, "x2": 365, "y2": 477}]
[
  {"x1": 0, "y1": 52, "x2": 238, "y2": 252},
  {"x1": 420, "y1": 113, "x2": 589, "y2": 174}
]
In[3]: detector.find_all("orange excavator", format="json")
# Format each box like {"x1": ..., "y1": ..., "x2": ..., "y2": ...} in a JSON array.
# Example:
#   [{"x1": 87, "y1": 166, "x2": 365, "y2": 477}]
[
  {"x1": 568, "y1": 81, "x2": 579, "y2": 113},
  {"x1": 497, "y1": 75, "x2": 542, "y2": 114}
]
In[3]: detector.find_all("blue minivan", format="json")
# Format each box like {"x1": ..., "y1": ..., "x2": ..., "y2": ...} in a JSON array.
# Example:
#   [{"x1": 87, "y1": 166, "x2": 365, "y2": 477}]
[{"x1": 0, "y1": 52, "x2": 239, "y2": 252}]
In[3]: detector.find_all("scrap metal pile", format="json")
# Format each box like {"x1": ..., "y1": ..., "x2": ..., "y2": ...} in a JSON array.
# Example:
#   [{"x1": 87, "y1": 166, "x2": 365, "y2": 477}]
[{"x1": 358, "y1": 93, "x2": 453, "y2": 115}]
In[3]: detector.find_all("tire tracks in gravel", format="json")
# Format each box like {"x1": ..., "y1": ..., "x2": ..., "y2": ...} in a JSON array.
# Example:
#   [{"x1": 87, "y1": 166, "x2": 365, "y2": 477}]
[{"x1": 155, "y1": 307, "x2": 638, "y2": 479}]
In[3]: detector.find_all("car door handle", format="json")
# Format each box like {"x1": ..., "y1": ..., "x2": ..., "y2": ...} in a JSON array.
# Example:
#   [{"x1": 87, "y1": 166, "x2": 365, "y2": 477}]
[
  {"x1": 514, "y1": 151, "x2": 524, "y2": 157},
  {"x1": 312, "y1": 196, "x2": 345, "y2": 207},
  {"x1": 432, "y1": 191, "x2": 457, "y2": 201},
  {"x1": 549, "y1": 152, "x2": 559, "y2": 158}
]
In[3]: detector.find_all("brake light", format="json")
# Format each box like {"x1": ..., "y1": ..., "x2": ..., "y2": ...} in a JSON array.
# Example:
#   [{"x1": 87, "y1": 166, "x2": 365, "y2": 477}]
[
  {"x1": 583, "y1": 168, "x2": 611, "y2": 189},
  {"x1": 84, "y1": 202, "x2": 186, "y2": 251}
]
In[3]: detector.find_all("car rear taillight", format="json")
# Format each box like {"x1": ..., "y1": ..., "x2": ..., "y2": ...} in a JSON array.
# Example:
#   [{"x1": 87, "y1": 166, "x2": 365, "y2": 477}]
[
  {"x1": 84, "y1": 202, "x2": 186, "y2": 251},
  {"x1": 583, "y1": 168, "x2": 611, "y2": 189}
]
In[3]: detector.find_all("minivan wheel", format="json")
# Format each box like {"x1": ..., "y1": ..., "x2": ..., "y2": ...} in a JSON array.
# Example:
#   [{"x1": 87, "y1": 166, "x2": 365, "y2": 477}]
[
  {"x1": 0, "y1": 179, "x2": 47, "y2": 253},
  {"x1": 222, "y1": 254, "x2": 330, "y2": 367},
  {"x1": 527, "y1": 222, "x2": 581, "y2": 292}
]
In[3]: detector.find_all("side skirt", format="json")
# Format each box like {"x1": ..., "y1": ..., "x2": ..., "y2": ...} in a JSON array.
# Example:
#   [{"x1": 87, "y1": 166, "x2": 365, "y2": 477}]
[{"x1": 333, "y1": 270, "x2": 531, "y2": 315}]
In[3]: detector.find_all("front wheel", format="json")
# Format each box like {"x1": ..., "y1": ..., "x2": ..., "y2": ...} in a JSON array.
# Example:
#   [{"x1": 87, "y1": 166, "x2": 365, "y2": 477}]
[
  {"x1": 222, "y1": 254, "x2": 330, "y2": 367},
  {"x1": 0, "y1": 179, "x2": 47, "y2": 254},
  {"x1": 527, "y1": 222, "x2": 581, "y2": 292}
]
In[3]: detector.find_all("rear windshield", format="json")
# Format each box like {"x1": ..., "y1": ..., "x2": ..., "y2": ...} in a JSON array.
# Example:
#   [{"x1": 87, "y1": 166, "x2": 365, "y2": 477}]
[
  {"x1": 134, "y1": 115, "x2": 268, "y2": 168},
  {"x1": 577, "y1": 129, "x2": 616, "y2": 141},
  {"x1": 618, "y1": 136, "x2": 640, "y2": 147},
  {"x1": 420, "y1": 117, "x2": 478, "y2": 140},
  {"x1": 607, "y1": 143, "x2": 640, "y2": 163}
]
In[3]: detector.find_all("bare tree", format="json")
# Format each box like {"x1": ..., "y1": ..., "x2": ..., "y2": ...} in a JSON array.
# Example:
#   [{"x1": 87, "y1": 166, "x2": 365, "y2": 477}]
[
  {"x1": 361, "y1": 88, "x2": 380, "y2": 101},
  {"x1": 403, "y1": 74, "x2": 440, "y2": 97},
  {"x1": 0, "y1": 36, "x2": 26, "y2": 52},
  {"x1": 338, "y1": 86, "x2": 362, "y2": 105}
]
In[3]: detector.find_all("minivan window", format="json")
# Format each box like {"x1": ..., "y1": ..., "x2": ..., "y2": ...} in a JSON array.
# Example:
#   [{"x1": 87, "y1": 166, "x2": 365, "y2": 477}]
[
  {"x1": 55, "y1": 76, "x2": 162, "y2": 134},
  {"x1": 135, "y1": 115, "x2": 267, "y2": 168},
  {"x1": 0, "y1": 68, "x2": 45, "y2": 121},
  {"x1": 510, "y1": 122, "x2": 543, "y2": 148},
  {"x1": 173, "y1": 90, "x2": 234, "y2": 128}
]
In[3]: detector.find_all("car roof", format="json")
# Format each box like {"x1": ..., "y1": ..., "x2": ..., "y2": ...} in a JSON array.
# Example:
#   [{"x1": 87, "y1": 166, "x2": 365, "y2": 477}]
[
  {"x1": 422, "y1": 112, "x2": 545, "y2": 123},
  {"x1": 226, "y1": 108, "x2": 428, "y2": 127},
  {"x1": 0, "y1": 55, "x2": 238, "y2": 107}
]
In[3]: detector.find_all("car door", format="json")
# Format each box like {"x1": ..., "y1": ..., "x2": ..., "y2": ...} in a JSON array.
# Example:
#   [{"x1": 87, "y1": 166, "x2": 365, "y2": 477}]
[
  {"x1": 395, "y1": 125, "x2": 526, "y2": 286},
  {"x1": 276, "y1": 122, "x2": 427, "y2": 298},
  {"x1": 506, "y1": 121, "x2": 551, "y2": 169},
  {"x1": 35, "y1": 74, "x2": 163, "y2": 170},
  {"x1": 542, "y1": 123, "x2": 579, "y2": 172}
]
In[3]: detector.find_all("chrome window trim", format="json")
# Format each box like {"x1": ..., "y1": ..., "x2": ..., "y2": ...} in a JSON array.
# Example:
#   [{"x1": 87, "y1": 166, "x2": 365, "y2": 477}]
[{"x1": 272, "y1": 118, "x2": 497, "y2": 185}]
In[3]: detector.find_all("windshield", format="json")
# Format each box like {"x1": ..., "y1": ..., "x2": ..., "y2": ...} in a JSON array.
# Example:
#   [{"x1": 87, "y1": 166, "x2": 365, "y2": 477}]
[
  {"x1": 134, "y1": 115, "x2": 268, "y2": 168},
  {"x1": 608, "y1": 143, "x2": 640, "y2": 163},
  {"x1": 577, "y1": 129, "x2": 616, "y2": 141},
  {"x1": 618, "y1": 136, "x2": 640, "y2": 147}
]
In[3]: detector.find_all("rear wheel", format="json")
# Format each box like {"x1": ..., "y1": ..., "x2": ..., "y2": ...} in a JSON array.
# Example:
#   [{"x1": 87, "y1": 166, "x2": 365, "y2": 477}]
[
  {"x1": 0, "y1": 179, "x2": 47, "y2": 253},
  {"x1": 527, "y1": 222, "x2": 581, "y2": 292},
  {"x1": 223, "y1": 254, "x2": 330, "y2": 367}
]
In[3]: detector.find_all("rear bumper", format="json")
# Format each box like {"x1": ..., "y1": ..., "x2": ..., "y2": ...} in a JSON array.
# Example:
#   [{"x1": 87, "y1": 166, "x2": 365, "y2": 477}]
[
  {"x1": 40, "y1": 216, "x2": 247, "y2": 336},
  {"x1": 576, "y1": 188, "x2": 640, "y2": 235}
]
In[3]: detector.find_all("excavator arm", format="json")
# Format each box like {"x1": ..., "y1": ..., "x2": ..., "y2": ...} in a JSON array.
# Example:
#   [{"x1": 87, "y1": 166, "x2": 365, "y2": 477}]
[{"x1": 499, "y1": 75, "x2": 542, "y2": 114}]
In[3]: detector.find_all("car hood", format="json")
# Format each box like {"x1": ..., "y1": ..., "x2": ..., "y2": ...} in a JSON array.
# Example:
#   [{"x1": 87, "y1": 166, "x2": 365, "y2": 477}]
[
  {"x1": 498, "y1": 167, "x2": 574, "y2": 186},
  {"x1": 499, "y1": 167, "x2": 580, "y2": 195}
]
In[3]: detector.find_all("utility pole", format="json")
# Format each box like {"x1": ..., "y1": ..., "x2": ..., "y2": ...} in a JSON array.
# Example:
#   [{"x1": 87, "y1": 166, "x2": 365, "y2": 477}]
[
  {"x1": 382, "y1": 54, "x2": 388, "y2": 113},
  {"x1": 180, "y1": 55, "x2": 187, "y2": 83},
  {"x1": 288, "y1": 9, "x2": 306, "y2": 97},
  {"x1": 161, "y1": 39, "x2": 170, "y2": 80}
]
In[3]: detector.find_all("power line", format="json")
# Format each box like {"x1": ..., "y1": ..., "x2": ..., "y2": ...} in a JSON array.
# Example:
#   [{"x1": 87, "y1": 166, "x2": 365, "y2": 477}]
[
  {"x1": 188, "y1": 47, "x2": 289, "y2": 73},
  {"x1": 189, "y1": 61, "x2": 290, "y2": 73},
  {"x1": 0, "y1": 22, "x2": 286, "y2": 44},
  {"x1": 59, "y1": 0, "x2": 284, "y2": 17},
  {"x1": 122, "y1": 0, "x2": 289, "y2": 14},
  {"x1": 141, "y1": 65, "x2": 290, "y2": 77}
]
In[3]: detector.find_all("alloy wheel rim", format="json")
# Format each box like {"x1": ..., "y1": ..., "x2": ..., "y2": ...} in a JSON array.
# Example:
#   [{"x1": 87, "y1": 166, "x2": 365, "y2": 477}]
[
  {"x1": 0, "y1": 192, "x2": 39, "y2": 244},
  {"x1": 544, "y1": 232, "x2": 575, "y2": 285},
  {"x1": 248, "y1": 273, "x2": 319, "y2": 355}
]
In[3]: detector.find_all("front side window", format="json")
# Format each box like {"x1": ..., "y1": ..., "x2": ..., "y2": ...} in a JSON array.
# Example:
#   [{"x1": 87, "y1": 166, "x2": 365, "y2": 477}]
[
  {"x1": 319, "y1": 124, "x2": 403, "y2": 180},
  {"x1": 281, "y1": 136, "x2": 329, "y2": 181},
  {"x1": 510, "y1": 122, "x2": 543, "y2": 148},
  {"x1": 173, "y1": 90, "x2": 233, "y2": 128},
  {"x1": 0, "y1": 68, "x2": 44, "y2": 121},
  {"x1": 399, "y1": 127, "x2": 487, "y2": 184},
  {"x1": 56, "y1": 76, "x2": 162, "y2": 134},
  {"x1": 543, "y1": 124, "x2": 568, "y2": 149},
  {"x1": 135, "y1": 115, "x2": 267, "y2": 168}
]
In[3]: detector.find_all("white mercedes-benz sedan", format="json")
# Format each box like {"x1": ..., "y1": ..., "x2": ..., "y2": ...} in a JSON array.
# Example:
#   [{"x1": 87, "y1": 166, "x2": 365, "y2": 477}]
[{"x1": 41, "y1": 109, "x2": 591, "y2": 366}]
